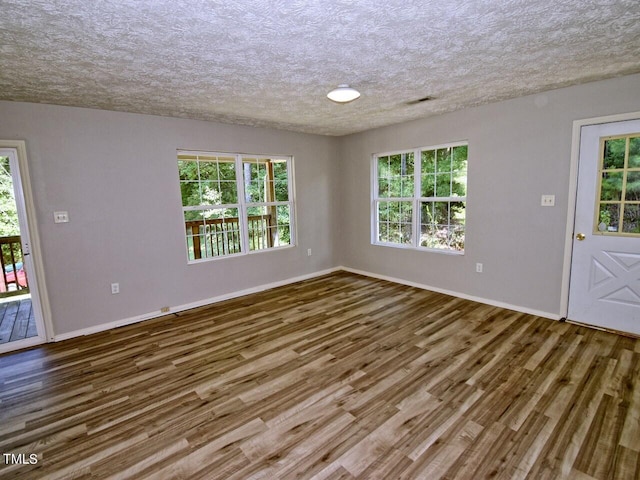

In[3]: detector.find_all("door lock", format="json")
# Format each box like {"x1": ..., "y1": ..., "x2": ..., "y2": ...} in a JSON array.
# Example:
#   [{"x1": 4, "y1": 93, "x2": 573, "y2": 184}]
[{"x1": 575, "y1": 233, "x2": 586, "y2": 241}]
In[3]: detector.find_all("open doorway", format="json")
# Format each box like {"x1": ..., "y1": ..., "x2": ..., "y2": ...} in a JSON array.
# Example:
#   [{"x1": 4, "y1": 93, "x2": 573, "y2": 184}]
[{"x1": 0, "y1": 143, "x2": 48, "y2": 353}]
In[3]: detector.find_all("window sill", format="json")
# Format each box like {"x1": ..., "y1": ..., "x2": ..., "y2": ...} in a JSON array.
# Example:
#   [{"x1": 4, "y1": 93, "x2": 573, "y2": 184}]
[
  {"x1": 372, "y1": 242, "x2": 464, "y2": 256},
  {"x1": 187, "y1": 244, "x2": 296, "y2": 264}
]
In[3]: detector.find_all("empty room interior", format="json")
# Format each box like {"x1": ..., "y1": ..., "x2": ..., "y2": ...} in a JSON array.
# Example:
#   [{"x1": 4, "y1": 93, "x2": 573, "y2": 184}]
[{"x1": 1, "y1": 1, "x2": 640, "y2": 479}]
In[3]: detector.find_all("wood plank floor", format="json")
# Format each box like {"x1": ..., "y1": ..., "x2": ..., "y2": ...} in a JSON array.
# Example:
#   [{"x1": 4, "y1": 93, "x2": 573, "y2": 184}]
[
  {"x1": 0, "y1": 298, "x2": 36, "y2": 344},
  {"x1": 0, "y1": 272, "x2": 639, "y2": 479}
]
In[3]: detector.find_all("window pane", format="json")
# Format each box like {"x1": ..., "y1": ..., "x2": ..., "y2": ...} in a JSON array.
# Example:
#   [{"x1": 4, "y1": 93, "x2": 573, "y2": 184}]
[
  {"x1": 420, "y1": 201, "x2": 465, "y2": 251},
  {"x1": 420, "y1": 224, "x2": 440, "y2": 249},
  {"x1": 451, "y1": 201, "x2": 466, "y2": 225},
  {"x1": 395, "y1": 164, "x2": 414, "y2": 196},
  {"x1": 603, "y1": 138, "x2": 626, "y2": 169},
  {"x1": 378, "y1": 178, "x2": 390, "y2": 197},
  {"x1": 379, "y1": 222, "x2": 389, "y2": 242},
  {"x1": 272, "y1": 160, "x2": 288, "y2": 178},
  {"x1": 451, "y1": 146, "x2": 467, "y2": 197},
  {"x1": 422, "y1": 146, "x2": 467, "y2": 199},
  {"x1": 246, "y1": 207, "x2": 270, "y2": 251},
  {"x1": 600, "y1": 172, "x2": 623, "y2": 201},
  {"x1": 200, "y1": 181, "x2": 220, "y2": 205},
  {"x1": 623, "y1": 204, "x2": 640, "y2": 233},
  {"x1": 400, "y1": 175, "x2": 414, "y2": 197},
  {"x1": 388, "y1": 154, "x2": 401, "y2": 175},
  {"x1": 243, "y1": 159, "x2": 288, "y2": 203},
  {"x1": 178, "y1": 160, "x2": 199, "y2": 181},
  {"x1": 274, "y1": 180, "x2": 289, "y2": 201},
  {"x1": 378, "y1": 156, "x2": 390, "y2": 177},
  {"x1": 389, "y1": 153, "x2": 414, "y2": 175},
  {"x1": 180, "y1": 181, "x2": 201, "y2": 207},
  {"x1": 450, "y1": 225, "x2": 465, "y2": 251},
  {"x1": 422, "y1": 150, "x2": 435, "y2": 174},
  {"x1": 421, "y1": 201, "x2": 449, "y2": 225},
  {"x1": 625, "y1": 171, "x2": 640, "y2": 201},
  {"x1": 245, "y1": 205, "x2": 291, "y2": 251},
  {"x1": 420, "y1": 224, "x2": 464, "y2": 250},
  {"x1": 219, "y1": 181, "x2": 238, "y2": 204},
  {"x1": 435, "y1": 173, "x2": 452, "y2": 197},
  {"x1": 202, "y1": 208, "x2": 241, "y2": 257},
  {"x1": 629, "y1": 137, "x2": 640, "y2": 168},
  {"x1": 598, "y1": 203, "x2": 620, "y2": 232},
  {"x1": 378, "y1": 153, "x2": 414, "y2": 198},
  {"x1": 184, "y1": 208, "x2": 242, "y2": 260},
  {"x1": 219, "y1": 161, "x2": 236, "y2": 181},
  {"x1": 420, "y1": 202, "x2": 433, "y2": 225},
  {"x1": 452, "y1": 145, "x2": 468, "y2": 167},
  {"x1": 243, "y1": 160, "x2": 266, "y2": 203},
  {"x1": 198, "y1": 161, "x2": 220, "y2": 181},
  {"x1": 452, "y1": 171, "x2": 467, "y2": 197},
  {"x1": 387, "y1": 175, "x2": 402, "y2": 197},
  {"x1": 184, "y1": 211, "x2": 206, "y2": 261},
  {"x1": 180, "y1": 158, "x2": 238, "y2": 207},
  {"x1": 184, "y1": 210, "x2": 204, "y2": 232},
  {"x1": 436, "y1": 148, "x2": 452, "y2": 173},
  {"x1": 271, "y1": 160, "x2": 290, "y2": 202},
  {"x1": 421, "y1": 174, "x2": 435, "y2": 197},
  {"x1": 377, "y1": 201, "x2": 413, "y2": 244},
  {"x1": 242, "y1": 162, "x2": 266, "y2": 202},
  {"x1": 275, "y1": 205, "x2": 292, "y2": 247}
]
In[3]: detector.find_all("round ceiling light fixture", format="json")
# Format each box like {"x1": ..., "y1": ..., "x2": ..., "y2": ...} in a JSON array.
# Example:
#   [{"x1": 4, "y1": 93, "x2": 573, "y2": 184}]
[{"x1": 327, "y1": 84, "x2": 361, "y2": 103}]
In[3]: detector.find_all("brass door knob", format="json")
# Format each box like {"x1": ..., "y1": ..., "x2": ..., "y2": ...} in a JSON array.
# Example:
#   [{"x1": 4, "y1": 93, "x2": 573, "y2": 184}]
[{"x1": 576, "y1": 233, "x2": 586, "y2": 241}]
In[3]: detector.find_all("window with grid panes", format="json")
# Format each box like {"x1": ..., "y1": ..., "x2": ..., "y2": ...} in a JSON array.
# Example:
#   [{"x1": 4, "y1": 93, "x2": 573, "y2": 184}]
[
  {"x1": 373, "y1": 142, "x2": 467, "y2": 253},
  {"x1": 595, "y1": 134, "x2": 640, "y2": 235},
  {"x1": 177, "y1": 151, "x2": 295, "y2": 262}
]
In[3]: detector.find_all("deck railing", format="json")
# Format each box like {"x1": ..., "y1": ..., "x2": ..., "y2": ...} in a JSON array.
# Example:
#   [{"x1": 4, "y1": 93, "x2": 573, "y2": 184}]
[
  {"x1": 185, "y1": 215, "x2": 273, "y2": 260},
  {"x1": 0, "y1": 235, "x2": 29, "y2": 297}
]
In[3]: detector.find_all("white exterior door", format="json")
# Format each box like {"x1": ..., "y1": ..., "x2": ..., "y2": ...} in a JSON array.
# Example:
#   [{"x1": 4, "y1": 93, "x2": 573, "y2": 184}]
[
  {"x1": 0, "y1": 147, "x2": 47, "y2": 353},
  {"x1": 568, "y1": 119, "x2": 640, "y2": 335}
]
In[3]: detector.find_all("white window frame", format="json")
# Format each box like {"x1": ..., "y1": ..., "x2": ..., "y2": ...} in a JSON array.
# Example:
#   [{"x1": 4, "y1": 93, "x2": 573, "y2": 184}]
[
  {"x1": 178, "y1": 150, "x2": 296, "y2": 263},
  {"x1": 371, "y1": 141, "x2": 468, "y2": 255}
]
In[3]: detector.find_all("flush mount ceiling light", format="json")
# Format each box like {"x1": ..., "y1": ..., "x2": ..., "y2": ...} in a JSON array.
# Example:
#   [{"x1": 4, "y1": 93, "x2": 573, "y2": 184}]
[{"x1": 327, "y1": 84, "x2": 361, "y2": 103}]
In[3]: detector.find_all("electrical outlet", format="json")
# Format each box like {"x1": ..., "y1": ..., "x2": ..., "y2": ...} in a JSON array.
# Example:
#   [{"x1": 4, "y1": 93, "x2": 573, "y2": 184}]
[
  {"x1": 307, "y1": 248, "x2": 312, "y2": 256},
  {"x1": 111, "y1": 283, "x2": 119, "y2": 294},
  {"x1": 53, "y1": 211, "x2": 69, "y2": 223},
  {"x1": 541, "y1": 195, "x2": 555, "y2": 207},
  {"x1": 160, "y1": 306, "x2": 170, "y2": 313},
  {"x1": 476, "y1": 263, "x2": 483, "y2": 273}
]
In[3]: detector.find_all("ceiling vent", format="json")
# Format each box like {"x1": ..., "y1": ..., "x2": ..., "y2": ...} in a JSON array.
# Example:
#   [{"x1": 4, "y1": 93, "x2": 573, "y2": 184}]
[{"x1": 406, "y1": 96, "x2": 434, "y2": 105}]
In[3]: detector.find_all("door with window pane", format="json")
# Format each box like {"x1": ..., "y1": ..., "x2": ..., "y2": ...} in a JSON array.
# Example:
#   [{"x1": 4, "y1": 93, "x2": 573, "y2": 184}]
[{"x1": 568, "y1": 119, "x2": 640, "y2": 335}]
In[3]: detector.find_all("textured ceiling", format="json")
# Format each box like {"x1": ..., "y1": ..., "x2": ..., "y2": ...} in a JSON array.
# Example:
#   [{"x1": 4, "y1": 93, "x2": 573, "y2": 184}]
[{"x1": 1, "y1": 0, "x2": 639, "y2": 136}]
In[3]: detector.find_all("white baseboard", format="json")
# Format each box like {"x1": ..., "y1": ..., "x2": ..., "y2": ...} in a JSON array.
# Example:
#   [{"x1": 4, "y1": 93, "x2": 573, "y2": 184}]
[
  {"x1": 54, "y1": 264, "x2": 559, "y2": 342},
  {"x1": 339, "y1": 266, "x2": 561, "y2": 321},
  {"x1": 54, "y1": 267, "x2": 341, "y2": 342}
]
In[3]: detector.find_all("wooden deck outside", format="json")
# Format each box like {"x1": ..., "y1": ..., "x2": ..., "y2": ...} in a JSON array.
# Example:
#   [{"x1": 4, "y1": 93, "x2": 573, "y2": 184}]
[
  {"x1": 0, "y1": 297, "x2": 35, "y2": 344},
  {"x1": 0, "y1": 272, "x2": 639, "y2": 479}
]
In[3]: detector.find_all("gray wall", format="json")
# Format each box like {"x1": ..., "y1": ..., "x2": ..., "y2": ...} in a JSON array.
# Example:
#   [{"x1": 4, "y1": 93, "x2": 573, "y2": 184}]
[
  {"x1": 1, "y1": 73, "x2": 639, "y2": 337},
  {"x1": 0, "y1": 103, "x2": 339, "y2": 335},
  {"x1": 337, "y1": 73, "x2": 640, "y2": 316}
]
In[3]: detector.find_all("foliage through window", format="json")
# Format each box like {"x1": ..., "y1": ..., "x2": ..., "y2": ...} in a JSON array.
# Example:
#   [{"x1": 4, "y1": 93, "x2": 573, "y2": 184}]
[
  {"x1": 373, "y1": 143, "x2": 467, "y2": 252},
  {"x1": 178, "y1": 151, "x2": 294, "y2": 261},
  {"x1": 0, "y1": 156, "x2": 19, "y2": 237},
  {"x1": 595, "y1": 134, "x2": 640, "y2": 235}
]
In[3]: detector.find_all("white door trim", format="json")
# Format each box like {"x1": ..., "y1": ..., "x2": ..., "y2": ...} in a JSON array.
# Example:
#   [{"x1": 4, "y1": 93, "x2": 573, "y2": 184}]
[
  {"x1": 0, "y1": 140, "x2": 54, "y2": 343},
  {"x1": 561, "y1": 111, "x2": 640, "y2": 320}
]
